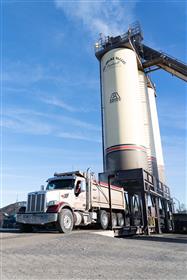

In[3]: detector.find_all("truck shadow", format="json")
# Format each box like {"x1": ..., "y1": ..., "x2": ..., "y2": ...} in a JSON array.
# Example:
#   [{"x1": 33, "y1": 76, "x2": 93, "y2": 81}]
[
  {"x1": 123, "y1": 234, "x2": 187, "y2": 244},
  {"x1": 1, "y1": 227, "x2": 186, "y2": 244},
  {"x1": 0, "y1": 225, "x2": 100, "y2": 234},
  {"x1": 0, "y1": 228, "x2": 20, "y2": 233}
]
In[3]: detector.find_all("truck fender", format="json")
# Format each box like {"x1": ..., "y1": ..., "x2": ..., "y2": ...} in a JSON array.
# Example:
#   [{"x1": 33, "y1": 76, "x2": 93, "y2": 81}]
[
  {"x1": 57, "y1": 202, "x2": 73, "y2": 213},
  {"x1": 57, "y1": 203, "x2": 77, "y2": 226}
]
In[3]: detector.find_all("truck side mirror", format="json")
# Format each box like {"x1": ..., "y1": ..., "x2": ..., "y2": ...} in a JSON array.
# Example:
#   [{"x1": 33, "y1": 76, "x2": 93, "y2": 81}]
[
  {"x1": 40, "y1": 185, "x2": 45, "y2": 191},
  {"x1": 81, "y1": 181, "x2": 86, "y2": 192}
]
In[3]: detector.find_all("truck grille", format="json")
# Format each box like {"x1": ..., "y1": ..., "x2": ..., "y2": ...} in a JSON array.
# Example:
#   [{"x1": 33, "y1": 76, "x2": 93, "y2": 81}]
[{"x1": 27, "y1": 193, "x2": 46, "y2": 212}]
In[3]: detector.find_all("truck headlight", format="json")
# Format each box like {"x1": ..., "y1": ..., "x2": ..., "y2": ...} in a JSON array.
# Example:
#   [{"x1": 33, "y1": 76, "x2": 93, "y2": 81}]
[{"x1": 47, "y1": 200, "x2": 58, "y2": 207}]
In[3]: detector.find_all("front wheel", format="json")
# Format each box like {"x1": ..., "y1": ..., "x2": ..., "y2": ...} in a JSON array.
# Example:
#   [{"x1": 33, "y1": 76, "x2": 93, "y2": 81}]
[{"x1": 57, "y1": 209, "x2": 74, "y2": 233}]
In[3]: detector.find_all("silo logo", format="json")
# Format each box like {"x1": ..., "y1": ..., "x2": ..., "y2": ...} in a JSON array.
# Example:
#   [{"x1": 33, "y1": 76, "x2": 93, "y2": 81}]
[
  {"x1": 110, "y1": 92, "x2": 121, "y2": 103},
  {"x1": 103, "y1": 56, "x2": 126, "y2": 72}
]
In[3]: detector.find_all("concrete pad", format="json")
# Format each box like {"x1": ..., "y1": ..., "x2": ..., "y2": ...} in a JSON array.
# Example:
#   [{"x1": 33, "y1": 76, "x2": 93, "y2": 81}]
[{"x1": 90, "y1": 230, "x2": 114, "y2": 237}]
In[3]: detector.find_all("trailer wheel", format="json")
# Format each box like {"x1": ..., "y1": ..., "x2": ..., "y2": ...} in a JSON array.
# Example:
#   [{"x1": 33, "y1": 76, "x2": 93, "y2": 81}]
[
  {"x1": 19, "y1": 224, "x2": 33, "y2": 233},
  {"x1": 57, "y1": 209, "x2": 74, "y2": 233},
  {"x1": 112, "y1": 213, "x2": 117, "y2": 227},
  {"x1": 99, "y1": 210, "x2": 109, "y2": 230},
  {"x1": 117, "y1": 213, "x2": 125, "y2": 227}
]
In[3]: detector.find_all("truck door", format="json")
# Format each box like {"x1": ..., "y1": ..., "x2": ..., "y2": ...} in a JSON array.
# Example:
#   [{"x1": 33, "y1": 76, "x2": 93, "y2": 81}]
[{"x1": 74, "y1": 179, "x2": 86, "y2": 210}]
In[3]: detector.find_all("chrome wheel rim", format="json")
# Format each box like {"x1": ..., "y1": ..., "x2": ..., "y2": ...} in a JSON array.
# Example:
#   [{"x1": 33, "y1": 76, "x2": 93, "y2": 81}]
[
  {"x1": 103, "y1": 214, "x2": 108, "y2": 226},
  {"x1": 63, "y1": 215, "x2": 71, "y2": 229}
]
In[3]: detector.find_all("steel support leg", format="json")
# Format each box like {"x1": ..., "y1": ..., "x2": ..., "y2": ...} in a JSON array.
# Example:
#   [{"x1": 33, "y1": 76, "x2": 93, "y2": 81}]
[
  {"x1": 163, "y1": 200, "x2": 170, "y2": 232},
  {"x1": 155, "y1": 197, "x2": 162, "y2": 234},
  {"x1": 128, "y1": 193, "x2": 134, "y2": 226},
  {"x1": 141, "y1": 191, "x2": 150, "y2": 235}
]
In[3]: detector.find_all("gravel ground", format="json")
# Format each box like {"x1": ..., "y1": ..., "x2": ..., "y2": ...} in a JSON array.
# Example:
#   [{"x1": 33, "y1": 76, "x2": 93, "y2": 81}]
[{"x1": 1, "y1": 229, "x2": 187, "y2": 280}]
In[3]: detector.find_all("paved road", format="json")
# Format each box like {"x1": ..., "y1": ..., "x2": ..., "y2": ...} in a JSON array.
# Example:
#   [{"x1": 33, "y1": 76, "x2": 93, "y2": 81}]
[{"x1": 1, "y1": 230, "x2": 187, "y2": 280}]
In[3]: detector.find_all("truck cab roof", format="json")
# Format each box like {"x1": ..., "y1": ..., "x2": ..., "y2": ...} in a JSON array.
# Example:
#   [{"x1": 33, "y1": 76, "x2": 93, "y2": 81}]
[
  {"x1": 47, "y1": 171, "x2": 86, "y2": 182},
  {"x1": 54, "y1": 170, "x2": 86, "y2": 178}
]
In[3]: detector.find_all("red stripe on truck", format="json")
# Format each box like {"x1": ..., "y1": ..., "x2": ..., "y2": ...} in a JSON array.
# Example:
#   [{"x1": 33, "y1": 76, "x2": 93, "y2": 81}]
[{"x1": 93, "y1": 182, "x2": 122, "y2": 191}]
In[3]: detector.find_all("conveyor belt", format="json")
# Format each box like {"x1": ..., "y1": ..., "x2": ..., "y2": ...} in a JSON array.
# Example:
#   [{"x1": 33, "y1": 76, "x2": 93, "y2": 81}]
[{"x1": 136, "y1": 44, "x2": 187, "y2": 82}]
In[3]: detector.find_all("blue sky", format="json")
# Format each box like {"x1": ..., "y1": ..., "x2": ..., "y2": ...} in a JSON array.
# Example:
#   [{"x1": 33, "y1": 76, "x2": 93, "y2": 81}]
[{"x1": 1, "y1": 0, "x2": 186, "y2": 207}]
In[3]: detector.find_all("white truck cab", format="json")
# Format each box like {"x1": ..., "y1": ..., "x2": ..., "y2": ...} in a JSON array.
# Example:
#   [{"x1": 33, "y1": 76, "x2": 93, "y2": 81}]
[
  {"x1": 16, "y1": 170, "x2": 126, "y2": 233},
  {"x1": 46, "y1": 174, "x2": 87, "y2": 211}
]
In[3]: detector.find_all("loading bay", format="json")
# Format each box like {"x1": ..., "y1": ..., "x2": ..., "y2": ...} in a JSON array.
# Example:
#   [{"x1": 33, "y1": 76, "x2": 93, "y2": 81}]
[{"x1": 1, "y1": 230, "x2": 187, "y2": 280}]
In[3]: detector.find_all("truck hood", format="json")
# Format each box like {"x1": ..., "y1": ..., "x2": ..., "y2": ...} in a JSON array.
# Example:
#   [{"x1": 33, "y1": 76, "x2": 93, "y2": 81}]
[
  {"x1": 46, "y1": 189, "x2": 73, "y2": 204},
  {"x1": 27, "y1": 189, "x2": 73, "y2": 208}
]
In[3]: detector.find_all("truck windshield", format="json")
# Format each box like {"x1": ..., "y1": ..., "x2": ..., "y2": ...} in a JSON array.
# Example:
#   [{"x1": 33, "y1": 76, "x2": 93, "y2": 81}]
[{"x1": 46, "y1": 179, "x2": 75, "y2": 190}]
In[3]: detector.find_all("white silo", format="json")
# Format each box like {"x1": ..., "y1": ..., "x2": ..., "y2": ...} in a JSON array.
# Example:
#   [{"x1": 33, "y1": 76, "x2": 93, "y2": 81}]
[
  {"x1": 138, "y1": 71, "x2": 158, "y2": 178},
  {"x1": 147, "y1": 84, "x2": 166, "y2": 183},
  {"x1": 100, "y1": 47, "x2": 148, "y2": 172}
]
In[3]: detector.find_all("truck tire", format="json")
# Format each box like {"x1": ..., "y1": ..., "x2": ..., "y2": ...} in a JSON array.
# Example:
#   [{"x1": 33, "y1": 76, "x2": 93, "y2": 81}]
[
  {"x1": 19, "y1": 224, "x2": 33, "y2": 233},
  {"x1": 57, "y1": 209, "x2": 74, "y2": 233},
  {"x1": 99, "y1": 210, "x2": 109, "y2": 230},
  {"x1": 117, "y1": 213, "x2": 125, "y2": 227},
  {"x1": 112, "y1": 213, "x2": 117, "y2": 227}
]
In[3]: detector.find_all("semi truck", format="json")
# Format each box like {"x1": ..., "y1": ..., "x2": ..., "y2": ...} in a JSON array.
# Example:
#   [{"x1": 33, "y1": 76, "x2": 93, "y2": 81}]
[{"x1": 16, "y1": 170, "x2": 126, "y2": 233}]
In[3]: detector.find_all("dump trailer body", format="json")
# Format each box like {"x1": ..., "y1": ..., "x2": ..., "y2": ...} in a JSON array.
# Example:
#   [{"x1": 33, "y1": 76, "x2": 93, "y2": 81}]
[{"x1": 91, "y1": 181, "x2": 125, "y2": 210}]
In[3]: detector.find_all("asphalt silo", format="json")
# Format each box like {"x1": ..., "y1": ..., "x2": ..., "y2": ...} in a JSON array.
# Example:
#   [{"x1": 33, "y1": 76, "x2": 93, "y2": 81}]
[
  {"x1": 147, "y1": 84, "x2": 166, "y2": 183},
  {"x1": 100, "y1": 47, "x2": 148, "y2": 172},
  {"x1": 138, "y1": 71, "x2": 158, "y2": 178},
  {"x1": 95, "y1": 23, "x2": 186, "y2": 234}
]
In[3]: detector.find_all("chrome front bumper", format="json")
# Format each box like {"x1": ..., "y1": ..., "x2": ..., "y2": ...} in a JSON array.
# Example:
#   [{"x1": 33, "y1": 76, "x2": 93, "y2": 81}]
[{"x1": 16, "y1": 213, "x2": 58, "y2": 225}]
